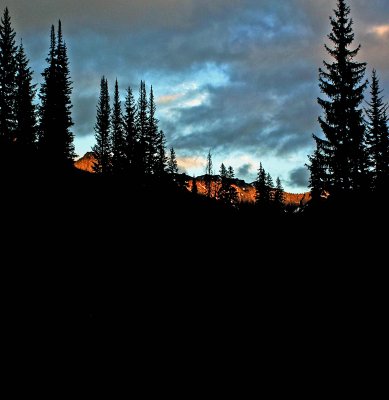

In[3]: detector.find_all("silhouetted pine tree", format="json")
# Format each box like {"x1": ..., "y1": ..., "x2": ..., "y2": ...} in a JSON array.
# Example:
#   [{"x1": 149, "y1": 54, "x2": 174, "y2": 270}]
[
  {"x1": 92, "y1": 77, "x2": 111, "y2": 175},
  {"x1": 39, "y1": 21, "x2": 75, "y2": 169},
  {"x1": 227, "y1": 166, "x2": 238, "y2": 206},
  {"x1": 365, "y1": 69, "x2": 389, "y2": 191},
  {"x1": 155, "y1": 129, "x2": 167, "y2": 178},
  {"x1": 205, "y1": 150, "x2": 213, "y2": 198},
  {"x1": 135, "y1": 80, "x2": 148, "y2": 176},
  {"x1": 308, "y1": 0, "x2": 368, "y2": 197},
  {"x1": 146, "y1": 85, "x2": 158, "y2": 175},
  {"x1": 111, "y1": 79, "x2": 125, "y2": 175},
  {"x1": 218, "y1": 163, "x2": 229, "y2": 203},
  {"x1": 255, "y1": 163, "x2": 273, "y2": 207},
  {"x1": 123, "y1": 85, "x2": 137, "y2": 174},
  {"x1": 274, "y1": 177, "x2": 285, "y2": 211},
  {"x1": 167, "y1": 147, "x2": 178, "y2": 176},
  {"x1": 14, "y1": 41, "x2": 37, "y2": 153},
  {"x1": 0, "y1": 7, "x2": 17, "y2": 145}
]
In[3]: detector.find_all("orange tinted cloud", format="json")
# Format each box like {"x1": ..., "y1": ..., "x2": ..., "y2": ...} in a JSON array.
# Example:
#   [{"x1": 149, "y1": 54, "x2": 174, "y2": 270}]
[
  {"x1": 370, "y1": 25, "x2": 389, "y2": 37},
  {"x1": 157, "y1": 93, "x2": 183, "y2": 105}
]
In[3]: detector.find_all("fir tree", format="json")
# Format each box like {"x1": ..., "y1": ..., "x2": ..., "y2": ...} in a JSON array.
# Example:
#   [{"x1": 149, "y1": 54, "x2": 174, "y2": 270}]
[
  {"x1": 308, "y1": 0, "x2": 368, "y2": 196},
  {"x1": 205, "y1": 150, "x2": 213, "y2": 198},
  {"x1": 365, "y1": 69, "x2": 389, "y2": 191},
  {"x1": 155, "y1": 129, "x2": 167, "y2": 178},
  {"x1": 135, "y1": 80, "x2": 148, "y2": 176},
  {"x1": 123, "y1": 85, "x2": 137, "y2": 174},
  {"x1": 227, "y1": 166, "x2": 239, "y2": 206},
  {"x1": 218, "y1": 163, "x2": 229, "y2": 203},
  {"x1": 167, "y1": 147, "x2": 178, "y2": 176},
  {"x1": 146, "y1": 85, "x2": 158, "y2": 175},
  {"x1": 92, "y1": 77, "x2": 111, "y2": 175},
  {"x1": 39, "y1": 21, "x2": 75, "y2": 168},
  {"x1": 255, "y1": 163, "x2": 273, "y2": 207},
  {"x1": 0, "y1": 7, "x2": 17, "y2": 144},
  {"x1": 111, "y1": 79, "x2": 125, "y2": 175},
  {"x1": 14, "y1": 40, "x2": 36, "y2": 152},
  {"x1": 274, "y1": 177, "x2": 285, "y2": 211}
]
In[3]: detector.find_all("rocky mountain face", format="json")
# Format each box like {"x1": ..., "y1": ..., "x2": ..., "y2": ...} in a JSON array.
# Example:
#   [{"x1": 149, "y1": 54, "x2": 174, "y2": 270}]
[
  {"x1": 74, "y1": 152, "x2": 95, "y2": 173},
  {"x1": 74, "y1": 152, "x2": 310, "y2": 206}
]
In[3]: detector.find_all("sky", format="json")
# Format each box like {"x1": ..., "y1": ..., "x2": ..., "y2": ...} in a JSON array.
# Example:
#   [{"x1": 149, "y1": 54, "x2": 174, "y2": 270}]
[{"x1": 2, "y1": 0, "x2": 388, "y2": 192}]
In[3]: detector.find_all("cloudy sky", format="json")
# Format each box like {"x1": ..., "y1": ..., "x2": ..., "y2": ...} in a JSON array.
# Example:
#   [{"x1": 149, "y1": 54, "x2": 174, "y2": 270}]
[{"x1": 2, "y1": 0, "x2": 388, "y2": 192}]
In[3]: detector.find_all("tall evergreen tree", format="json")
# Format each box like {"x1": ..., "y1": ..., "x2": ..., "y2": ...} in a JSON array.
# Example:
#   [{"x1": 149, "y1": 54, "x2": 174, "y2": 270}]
[
  {"x1": 0, "y1": 7, "x2": 17, "y2": 144},
  {"x1": 39, "y1": 21, "x2": 75, "y2": 168},
  {"x1": 155, "y1": 129, "x2": 167, "y2": 178},
  {"x1": 227, "y1": 166, "x2": 239, "y2": 206},
  {"x1": 274, "y1": 177, "x2": 285, "y2": 211},
  {"x1": 308, "y1": 0, "x2": 368, "y2": 196},
  {"x1": 255, "y1": 163, "x2": 273, "y2": 207},
  {"x1": 92, "y1": 77, "x2": 111, "y2": 175},
  {"x1": 218, "y1": 163, "x2": 229, "y2": 203},
  {"x1": 135, "y1": 80, "x2": 148, "y2": 175},
  {"x1": 167, "y1": 147, "x2": 178, "y2": 176},
  {"x1": 111, "y1": 79, "x2": 125, "y2": 175},
  {"x1": 205, "y1": 150, "x2": 213, "y2": 198},
  {"x1": 146, "y1": 85, "x2": 159, "y2": 175},
  {"x1": 14, "y1": 40, "x2": 36, "y2": 152},
  {"x1": 123, "y1": 85, "x2": 137, "y2": 174},
  {"x1": 365, "y1": 69, "x2": 389, "y2": 191}
]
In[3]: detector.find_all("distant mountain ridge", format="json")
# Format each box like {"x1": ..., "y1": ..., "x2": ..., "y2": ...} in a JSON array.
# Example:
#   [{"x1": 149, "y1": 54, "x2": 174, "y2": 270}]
[{"x1": 74, "y1": 152, "x2": 310, "y2": 206}]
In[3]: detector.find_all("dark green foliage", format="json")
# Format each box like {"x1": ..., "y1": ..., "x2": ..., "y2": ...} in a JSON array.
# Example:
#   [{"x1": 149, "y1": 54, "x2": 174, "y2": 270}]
[
  {"x1": 167, "y1": 147, "x2": 178, "y2": 176},
  {"x1": 308, "y1": 0, "x2": 368, "y2": 196},
  {"x1": 14, "y1": 41, "x2": 36, "y2": 151},
  {"x1": 155, "y1": 129, "x2": 167, "y2": 178},
  {"x1": 365, "y1": 70, "x2": 389, "y2": 191},
  {"x1": 205, "y1": 150, "x2": 213, "y2": 197},
  {"x1": 92, "y1": 76, "x2": 111, "y2": 175},
  {"x1": 135, "y1": 80, "x2": 148, "y2": 175},
  {"x1": 146, "y1": 85, "x2": 158, "y2": 175},
  {"x1": 255, "y1": 163, "x2": 274, "y2": 207},
  {"x1": 111, "y1": 79, "x2": 125, "y2": 175},
  {"x1": 123, "y1": 85, "x2": 137, "y2": 174},
  {"x1": 39, "y1": 21, "x2": 75, "y2": 169},
  {"x1": 0, "y1": 7, "x2": 17, "y2": 143},
  {"x1": 274, "y1": 177, "x2": 285, "y2": 211}
]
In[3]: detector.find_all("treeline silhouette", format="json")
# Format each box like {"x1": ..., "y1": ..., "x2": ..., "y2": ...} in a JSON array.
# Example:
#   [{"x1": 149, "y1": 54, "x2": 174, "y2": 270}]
[{"x1": 1, "y1": 1, "x2": 387, "y2": 326}]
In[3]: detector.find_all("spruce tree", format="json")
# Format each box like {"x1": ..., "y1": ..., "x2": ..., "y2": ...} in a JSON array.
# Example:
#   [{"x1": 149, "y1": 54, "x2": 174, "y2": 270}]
[
  {"x1": 205, "y1": 150, "x2": 213, "y2": 198},
  {"x1": 155, "y1": 129, "x2": 167, "y2": 178},
  {"x1": 92, "y1": 77, "x2": 111, "y2": 175},
  {"x1": 255, "y1": 163, "x2": 273, "y2": 207},
  {"x1": 111, "y1": 79, "x2": 125, "y2": 175},
  {"x1": 146, "y1": 85, "x2": 158, "y2": 175},
  {"x1": 308, "y1": 0, "x2": 368, "y2": 196},
  {"x1": 227, "y1": 166, "x2": 239, "y2": 206},
  {"x1": 135, "y1": 80, "x2": 148, "y2": 176},
  {"x1": 14, "y1": 40, "x2": 36, "y2": 153},
  {"x1": 39, "y1": 21, "x2": 75, "y2": 169},
  {"x1": 218, "y1": 163, "x2": 229, "y2": 203},
  {"x1": 167, "y1": 147, "x2": 178, "y2": 176},
  {"x1": 0, "y1": 7, "x2": 17, "y2": 145},
  {"x1": 274, "y1": 177, "x2": 285, "y2": 211},
  {"x1": 123, "y1": 85, "x2": 137, "y2": 174},
  {"x1": 365, "y1": 70, "x2": 389, "y2": 191}
]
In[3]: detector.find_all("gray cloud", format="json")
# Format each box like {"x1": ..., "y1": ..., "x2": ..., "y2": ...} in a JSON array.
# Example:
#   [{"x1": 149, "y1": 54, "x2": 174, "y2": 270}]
[
  {"x1": 289, "y1": 166, "x2": 309, "y2": 189},
  {"x1": 2, "y1": 0, "x2": 388, "y2": 190}
]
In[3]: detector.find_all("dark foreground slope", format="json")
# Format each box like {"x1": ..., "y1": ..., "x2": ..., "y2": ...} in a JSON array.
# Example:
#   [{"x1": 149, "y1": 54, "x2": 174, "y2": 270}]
[{"x1": 1, "y1": 167, "x2": 387, "y2": 328}]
